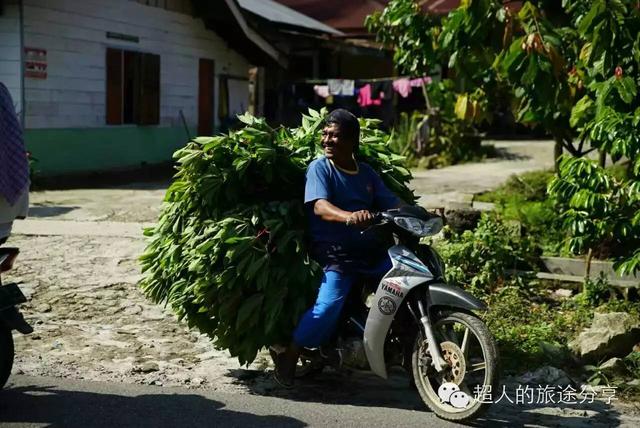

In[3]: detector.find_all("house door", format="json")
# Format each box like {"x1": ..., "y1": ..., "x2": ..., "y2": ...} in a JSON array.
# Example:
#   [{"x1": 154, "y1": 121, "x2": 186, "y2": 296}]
[{"x1": 198, "y1": 58, "x2": 215, "y2": 136}]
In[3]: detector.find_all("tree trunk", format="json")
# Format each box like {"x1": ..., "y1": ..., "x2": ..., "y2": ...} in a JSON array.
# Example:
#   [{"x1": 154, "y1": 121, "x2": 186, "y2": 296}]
[
  {"x1": 598, "y1": 150, "x2": 606, "y2": 168},
  {"x1": 554, "y1": 139, "x2": 563, "y2": 174},
  {"x1": 583, "y1": 247, "x2": 593, "y2": 294}
]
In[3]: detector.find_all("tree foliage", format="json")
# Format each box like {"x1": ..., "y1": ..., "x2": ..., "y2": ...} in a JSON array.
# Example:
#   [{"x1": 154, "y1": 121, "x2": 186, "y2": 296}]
[{"x1": 368, "y1": 0, "x2": 640, "y2": 273}]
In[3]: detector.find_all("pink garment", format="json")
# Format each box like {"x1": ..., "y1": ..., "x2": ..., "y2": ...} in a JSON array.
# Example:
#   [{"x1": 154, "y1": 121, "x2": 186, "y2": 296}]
[
  {"x1": 314, "y1": 85, "x2": 330, "y2": 98},
  {"x1": 393, "y1": 78, "x2": 412, "y2": 98},
  {"x1": 410, "y1": 76, "x2": 433, "y2": 87},
  {"x1": 357, "y1": 84, "x2": 382, "y2": 107}
]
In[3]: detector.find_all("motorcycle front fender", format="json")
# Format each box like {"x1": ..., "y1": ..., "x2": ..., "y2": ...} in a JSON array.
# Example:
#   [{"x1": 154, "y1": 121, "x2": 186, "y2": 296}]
[
  {"x1": 428, "y1": 282, "x2": 487, "y2": 312},
  {"x1": 364, "y1": 245, "x2": 434, "y2": 380}
]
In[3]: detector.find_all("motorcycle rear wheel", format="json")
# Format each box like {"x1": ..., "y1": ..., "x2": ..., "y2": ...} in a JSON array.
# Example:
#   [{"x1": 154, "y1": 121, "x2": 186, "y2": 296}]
[
  {"x1": 0, "y1": 326, "x2": 14, "y2": 389},
  {"x1": 411, "y1": 310, "x2": 499, "y2": 422}
]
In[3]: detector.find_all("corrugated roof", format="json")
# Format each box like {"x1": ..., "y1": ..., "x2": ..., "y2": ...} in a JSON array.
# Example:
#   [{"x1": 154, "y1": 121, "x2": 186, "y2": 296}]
[
  {"x1": 237, "y1": 0, "x2": 343, "y2": 35},
  {"x1": 276, "y1": 0, "x2": 387, "y2": 34}
]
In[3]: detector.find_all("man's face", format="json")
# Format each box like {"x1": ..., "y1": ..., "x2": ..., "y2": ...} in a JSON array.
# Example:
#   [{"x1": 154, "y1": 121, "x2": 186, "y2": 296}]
[{"x1": 321, "y1": 123, "x2": 353, "y2": 160}]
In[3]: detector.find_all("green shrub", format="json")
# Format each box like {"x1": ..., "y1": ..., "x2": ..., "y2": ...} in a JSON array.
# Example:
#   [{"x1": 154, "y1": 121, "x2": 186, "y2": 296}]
[
  {"x1": 139, "y1": 110, "x2": 415, "y2": 365},
  {"x1": 475, "y1": 170, "x2": 567, "y2": 255},
  {"x1": 434, "y1": 213, "x2": 540, "y2": 296},
  {"x1": 475, "y1": 170, "x2": 554, "y2": 204}
]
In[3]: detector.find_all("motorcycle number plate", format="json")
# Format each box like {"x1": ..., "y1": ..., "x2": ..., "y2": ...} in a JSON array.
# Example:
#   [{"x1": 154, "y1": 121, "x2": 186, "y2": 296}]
[{"x1": 0, "y1": 283, "x2": 27, "y2": 311}]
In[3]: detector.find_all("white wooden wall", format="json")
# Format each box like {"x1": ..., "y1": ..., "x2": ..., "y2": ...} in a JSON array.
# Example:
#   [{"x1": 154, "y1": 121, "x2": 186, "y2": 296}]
[
  {"x1": 21, "y1": 0, "x2": 250, "y2": 129},
  {"x1": 0, "y1": 0, "x2": 23, "y2": 117}
]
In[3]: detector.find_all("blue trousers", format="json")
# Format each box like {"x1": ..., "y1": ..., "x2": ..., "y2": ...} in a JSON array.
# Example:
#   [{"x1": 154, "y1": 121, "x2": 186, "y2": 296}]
[{"x1": 293, "y1": 257, "x2": 392, "y2": 348}]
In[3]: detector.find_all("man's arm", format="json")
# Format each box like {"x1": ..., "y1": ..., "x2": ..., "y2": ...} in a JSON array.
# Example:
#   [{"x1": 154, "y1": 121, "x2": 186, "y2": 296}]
[{"x1": 313, "y1": 199, "x2": 373, "y2": 227}]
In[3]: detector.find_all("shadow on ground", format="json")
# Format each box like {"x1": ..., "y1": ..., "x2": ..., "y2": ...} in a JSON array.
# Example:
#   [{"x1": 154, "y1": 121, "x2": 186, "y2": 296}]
[
  {"x1": 0, "y1": 384, "x2": 304, "y2": 428},
  {"x1": 28, "y1": 205, "x2": 80, "y2": 218},
  {"x1": 490, "y1": 146, "x2": 531, "y2": 161},
  {"x1": 232, "y1": 367, "x2": 623, "y2": 427},
  {"x1": 31, "y1": 163, "x2": 174, "y2": 191}
]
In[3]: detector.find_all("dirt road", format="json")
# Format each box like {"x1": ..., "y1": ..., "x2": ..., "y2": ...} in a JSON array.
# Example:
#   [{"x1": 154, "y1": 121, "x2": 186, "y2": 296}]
[{"x1": 2, "y1": 141, "x2": 639, "y2": 426}]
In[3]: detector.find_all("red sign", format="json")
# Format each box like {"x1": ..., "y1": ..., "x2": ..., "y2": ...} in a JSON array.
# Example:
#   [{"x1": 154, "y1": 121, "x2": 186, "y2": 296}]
[{"x1": 24, "y1": 47, "x2": 47, "y2": 79}]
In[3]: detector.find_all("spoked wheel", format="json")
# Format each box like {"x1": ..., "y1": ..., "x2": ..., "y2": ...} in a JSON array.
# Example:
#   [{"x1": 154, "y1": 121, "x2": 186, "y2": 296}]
[
  {"x1": 0, "y1": 326, "x2": 14, "y2": 389},
  {"x1": 412, "y1": 311, "x2": 499, "y2": 422}
]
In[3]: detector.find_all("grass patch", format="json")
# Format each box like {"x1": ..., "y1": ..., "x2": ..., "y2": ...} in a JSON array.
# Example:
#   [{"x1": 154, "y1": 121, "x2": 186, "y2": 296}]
[{"x1": 474, "y1": 169, "x2": 554, "y2": 204}]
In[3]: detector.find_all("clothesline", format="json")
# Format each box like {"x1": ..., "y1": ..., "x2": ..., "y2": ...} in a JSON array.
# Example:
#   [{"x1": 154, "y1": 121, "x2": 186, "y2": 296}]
[
  {"x1": 310, "y1": 76, "x2": 432, "y2": 106},
  {"x1": 295, "y1": 75, "x2": 433, "y2": 84}
]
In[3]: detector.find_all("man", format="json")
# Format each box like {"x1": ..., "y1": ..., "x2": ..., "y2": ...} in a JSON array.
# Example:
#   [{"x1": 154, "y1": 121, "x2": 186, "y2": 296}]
[
  {"x1": 0, "y1": 82, "x2": 29, "y2": 244},
  {"x1": 274, "y1": 109, "x2": 403, "y2": 387}
]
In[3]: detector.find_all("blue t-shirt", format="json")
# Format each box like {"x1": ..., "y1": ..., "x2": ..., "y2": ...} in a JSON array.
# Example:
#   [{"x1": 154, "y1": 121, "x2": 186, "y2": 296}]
[{"x1": 304, "y1": 156, "x2": 400, "y2": 255}]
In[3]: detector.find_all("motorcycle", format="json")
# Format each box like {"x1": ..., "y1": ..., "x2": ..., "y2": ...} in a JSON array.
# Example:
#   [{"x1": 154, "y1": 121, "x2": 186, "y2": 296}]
[
  {"x1": 273, "y1": 206, "x2": 499, "y2": 422},
  {"x1": 0, "y1": 242, "x2": 32, "y2": 389}
]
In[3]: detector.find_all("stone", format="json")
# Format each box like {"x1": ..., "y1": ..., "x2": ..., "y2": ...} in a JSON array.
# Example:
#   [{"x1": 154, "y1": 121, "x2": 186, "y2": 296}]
[
  {"x1": 134, "y1": 362, "x2": 159, "y2": 373},
  {"x1": 539, "y1": 341, "x2": 566, "y2": 361},
  {"x1": 36, "y1": 304, "x2": 52, "y2": 313},
  {"x1": 123, "y1": 304, "x2": 143, "y2": 315},
  {"x1": 517, "y1": 366, "x2": 575, "y2": 387},
  {"x1": 444, "y1": 208, "x2": 481, "y2": 234},
  {"x1": 190, "y1": 377, "x2": 204, "y2": 386},
  {"x1": 553, "y1": 289, "x2": 573, "y2": 299},
  {"x1": 598, "y1": 357, "x2": 628, "y2": 377},
  {"x1": 569, "y1": 312, "x2": 640, "y2": 362}
]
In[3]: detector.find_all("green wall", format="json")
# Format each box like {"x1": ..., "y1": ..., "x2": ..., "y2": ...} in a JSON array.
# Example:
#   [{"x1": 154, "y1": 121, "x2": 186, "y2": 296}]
[{"x1": 25, "y1": 126, "x2": 193, "y2": 176}]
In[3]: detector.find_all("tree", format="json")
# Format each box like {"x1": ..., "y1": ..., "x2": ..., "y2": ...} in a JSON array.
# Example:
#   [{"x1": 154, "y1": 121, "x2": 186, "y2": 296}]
[{"x1": 367, "y1": 0, "x2": 640, "y2": 274}]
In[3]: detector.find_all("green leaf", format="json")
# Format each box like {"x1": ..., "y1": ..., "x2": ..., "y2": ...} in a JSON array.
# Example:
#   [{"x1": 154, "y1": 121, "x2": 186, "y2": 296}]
[
  {"x1": 578, "y1": 0, "x2": 605, "y2": 34},
  {"x1": 616, "y1": 76, "x2": 637, "y2": 104},
  {"x1": 570, "y1": 96, "x2": 594, "y2": 127},
  {"x1": 236, "y1": 293, "x2": 263, "y2": 330}
]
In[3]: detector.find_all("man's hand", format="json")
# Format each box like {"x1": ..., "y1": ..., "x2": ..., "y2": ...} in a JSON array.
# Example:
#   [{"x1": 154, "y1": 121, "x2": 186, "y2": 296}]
[{"x1": 346, "y1": 210, "x2": 374, "y2": 228}]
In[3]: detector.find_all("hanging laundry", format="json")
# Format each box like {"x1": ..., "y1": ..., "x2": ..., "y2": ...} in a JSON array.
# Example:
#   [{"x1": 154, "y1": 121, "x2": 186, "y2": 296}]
[
  {"x1": 341, "y1": 80, "x2": 355, "y2": 96},
  {"x1": 328, "y1": 79, "x2": 342, "y2": 95},
  {"x1": 393, "y1": 78, "x2": 412, "y2": 98},
  {"x1": 314, "y1": 85, "x2": 330, "y2": 98},
  {"x1": 328, "y1": 79, "x2": 355, "y2": 96},
  {"x1": 357, "y1": 84, "x2": 382, "y2": 107},
  {"x1": 410, "y1": 76, "x2": 433, "y2": 87}
]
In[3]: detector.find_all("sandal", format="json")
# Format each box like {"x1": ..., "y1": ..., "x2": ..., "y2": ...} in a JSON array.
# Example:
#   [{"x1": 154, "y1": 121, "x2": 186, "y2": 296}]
[{"x1": 271, "y1": 348, "x2": 296, "y2": 389}]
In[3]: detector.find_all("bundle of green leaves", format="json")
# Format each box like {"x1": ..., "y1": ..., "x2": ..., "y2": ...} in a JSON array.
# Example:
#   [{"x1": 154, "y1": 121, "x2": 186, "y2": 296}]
[{"x1": 139, "y1": 110, "x2": 415, "y2": 365}]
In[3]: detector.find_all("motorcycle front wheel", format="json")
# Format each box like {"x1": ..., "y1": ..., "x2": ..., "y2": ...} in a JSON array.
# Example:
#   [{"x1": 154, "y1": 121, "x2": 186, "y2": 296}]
[
  {"x1": 411, "y1": 310, "x2": 499, "y2": 422},
  {"x1": 0, "y1": 325, "x2": 14, "y2": 389}
]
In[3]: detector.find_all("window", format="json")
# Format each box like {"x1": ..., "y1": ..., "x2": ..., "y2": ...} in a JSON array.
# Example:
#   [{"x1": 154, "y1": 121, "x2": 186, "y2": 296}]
[{"x1": 106, "y1": 48, "x2": 160, "y2": 125}]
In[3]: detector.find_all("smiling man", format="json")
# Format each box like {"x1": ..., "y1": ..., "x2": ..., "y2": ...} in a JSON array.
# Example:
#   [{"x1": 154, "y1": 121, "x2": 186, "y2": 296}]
[{"x1": 273, "y1": 109, "x2": 403, "y2": 387}]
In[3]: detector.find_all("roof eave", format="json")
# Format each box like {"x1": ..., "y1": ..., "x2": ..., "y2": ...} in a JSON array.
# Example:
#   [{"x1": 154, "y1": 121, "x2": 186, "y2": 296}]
[{"x1": 223, "y1": 0, "x2": 289, "y2": 68}]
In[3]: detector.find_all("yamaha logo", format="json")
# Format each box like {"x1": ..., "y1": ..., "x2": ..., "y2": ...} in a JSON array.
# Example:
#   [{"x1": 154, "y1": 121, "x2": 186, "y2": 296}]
[
  {"x1": 378, "y1": 296, "x2": 397, "y2": 315},
  {"x1": 382, "y1": 280, "x2": 404, "y2": 298}
]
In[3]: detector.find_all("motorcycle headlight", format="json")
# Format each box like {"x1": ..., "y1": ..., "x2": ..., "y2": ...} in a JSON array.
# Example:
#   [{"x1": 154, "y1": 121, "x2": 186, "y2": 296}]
[{"x1": 393, "y1": 216, "x2": 443, "y2": 237}]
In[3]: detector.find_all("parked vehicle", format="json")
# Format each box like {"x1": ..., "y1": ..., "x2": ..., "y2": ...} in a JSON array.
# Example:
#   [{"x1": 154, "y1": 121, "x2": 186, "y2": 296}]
[
  {"x1": 273, "y1": 206, "x2": 499, "y2": 421},
  {"x1": 0, "y1": 243, "x2": 32, "y2": 389}
]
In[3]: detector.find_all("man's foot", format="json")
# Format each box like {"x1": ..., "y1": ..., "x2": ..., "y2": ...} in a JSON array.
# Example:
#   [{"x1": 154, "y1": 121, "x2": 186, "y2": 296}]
[{"x1": 272, "y1": 345, "x2": 299, "y2": 388}]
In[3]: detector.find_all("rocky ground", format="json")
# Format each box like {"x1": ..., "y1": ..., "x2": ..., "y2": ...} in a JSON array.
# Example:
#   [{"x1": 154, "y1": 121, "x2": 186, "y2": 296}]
[{"x1": 3, "y1": 140, "x2": 640, "y2": 426}]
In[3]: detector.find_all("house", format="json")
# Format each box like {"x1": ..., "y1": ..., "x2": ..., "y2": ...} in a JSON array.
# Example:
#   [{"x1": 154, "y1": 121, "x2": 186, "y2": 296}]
[
  {"x1": 234, "y1": 0, "x2": 395, "y2": 126},
  {"x1": 0, "y1": 0, "x2": 281, "y2": 177}
]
